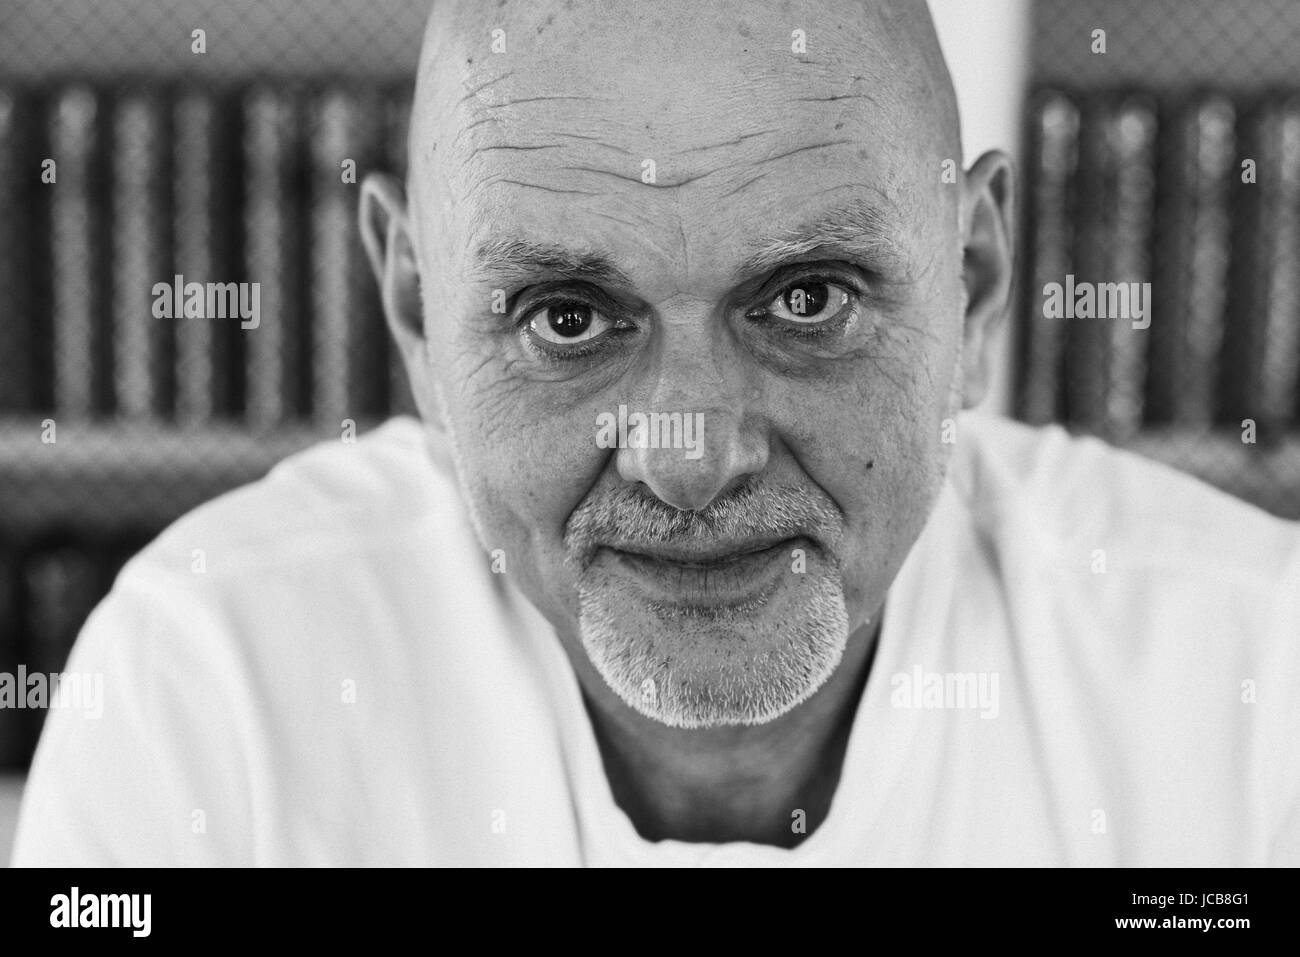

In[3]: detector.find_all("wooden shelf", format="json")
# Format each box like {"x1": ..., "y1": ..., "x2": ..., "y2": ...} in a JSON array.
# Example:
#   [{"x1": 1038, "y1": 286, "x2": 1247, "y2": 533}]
[
  {"x1": 0, "y1": 418, "x2": 383, "y2": 533},
  {"x1": 1107, "y1": 429, "x2": 1300, "y2": 520},
  {"x1": 0, "y1": 419, "x2": 1296, "y2": 532},
  {"x1": 0, "y1": 419, "x2": 337, "y2": 474}
]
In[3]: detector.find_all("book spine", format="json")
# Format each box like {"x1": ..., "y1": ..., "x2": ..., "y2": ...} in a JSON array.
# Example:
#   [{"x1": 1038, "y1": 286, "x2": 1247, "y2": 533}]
[
  {"x1": 1018, "y1": 89, "x2": 1079, "y2": 426},
  {"x1": 1064, "y1": 96, "x2": 1113, "y2": 434},
  {"x1": 1256, "y1": 97, "x2": 1300, "y2": 439},
  {"x1": 18, "y1": 543, "x2": 105, "y2": 763},
  {"x1": 172, "y1": 89, "x2": 218, "y2": 425},
  {"x1": 1229, "y1": 96, "x2": 1300, "y2": 443},
  {"x1": 243, "y1": 86, "x2": 306, "y2": 429},
  {"x1": 309, "y1": 87, "x2": 385, "y2": 428},
  {"x1": 1149, "y1": 94, "x2": 1235, "y2": 428},
  {"x1": 1102, "y1": 94, "x2": 1157, "y2": 442},
  {"x1": 0, "y1": 546, "x2": 20, "y2": 769},
  {"x1": 111, "y1": 89, "x2": 172, "y2": 420},
  {"x1": 0, "y1": 87, "x2": 34, "y2": 412},
  {"x1": 48, "y1": 86, "x2": 104, "y2": 419}
]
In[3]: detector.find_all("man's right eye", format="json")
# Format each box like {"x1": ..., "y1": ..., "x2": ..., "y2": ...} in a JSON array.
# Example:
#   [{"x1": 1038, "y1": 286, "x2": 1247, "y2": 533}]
[{"x1": 525, "y1": 299, "x2": 618, "y2": 346}]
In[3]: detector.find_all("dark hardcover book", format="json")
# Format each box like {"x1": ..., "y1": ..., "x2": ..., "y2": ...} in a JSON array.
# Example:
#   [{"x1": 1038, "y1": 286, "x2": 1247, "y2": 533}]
[
  {"x1": 173, "y1": 88, "x2": 227, "y2": 425},
  {"x1": 0, "y1": 548, "x2": 22, "y2": 769},
  {"x1": 1062, "y1": 96, "x2": 1109, "y2": 433},
  {"x1": 0, "y1": 87, "x2": 37, "y2": 413},
  {"x1": 1064, "y1": 94, "x2": 1157, "y2": 440},
  {"x1": 1101, "y1": 94, "x2": 1157, "y2": 442},
  {"x1": 1018, "y1": 89, "x2": 1079, "y2": 426},
  {"x1": 385, "y1": 87, "x2": 418, "y2": 419},
  {"x1": 111, "y1": 89, "x2": 172, "y2": 420},
  {"x1": 21, "y1": 544, "x2": 103, "y2": 677},
  {"x1": 1253, "y1": 95, "x2": 1300, "y2": 438},
  {"x1": 309, "y1": 87, "x2": 386, "y2": 428},
  {"x1": 48, "y1": 85, "x2": 110, "y2": 419},
  {"x1": 1226, "y1": 95, "x2": 1300, "y2": 442},
  {"x1": 1148, "y1": 94, "x2": 1235, "y2": 428},
  {"x1": 18, "y1": 543, "x2": 105, "y2": 762},
  {"x1": 243, "y1": 86, "x2": 308, "y2": 429}
]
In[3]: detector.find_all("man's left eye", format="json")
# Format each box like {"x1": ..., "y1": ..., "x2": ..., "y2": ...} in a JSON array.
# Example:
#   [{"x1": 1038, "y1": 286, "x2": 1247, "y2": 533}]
[{"x1": 764, "y1": 281, "x2": 853, "y2": 324}]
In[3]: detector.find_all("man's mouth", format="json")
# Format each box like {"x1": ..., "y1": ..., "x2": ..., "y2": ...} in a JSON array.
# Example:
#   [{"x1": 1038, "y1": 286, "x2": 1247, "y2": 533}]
[{"x1": 597, "y1": 536, "x2": 807, "y2": 607}]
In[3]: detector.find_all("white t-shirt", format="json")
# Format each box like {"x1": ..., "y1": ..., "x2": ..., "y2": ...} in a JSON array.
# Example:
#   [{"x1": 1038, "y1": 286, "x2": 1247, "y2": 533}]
[{"x1": 12, "y1": 412, "x2": 1300, "y2": 866}]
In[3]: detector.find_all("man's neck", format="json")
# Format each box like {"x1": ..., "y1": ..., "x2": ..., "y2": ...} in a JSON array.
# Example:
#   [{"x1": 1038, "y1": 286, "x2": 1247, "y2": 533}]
[{"x1": 582, "y1": 616, "x2": 881, "y2": 848}]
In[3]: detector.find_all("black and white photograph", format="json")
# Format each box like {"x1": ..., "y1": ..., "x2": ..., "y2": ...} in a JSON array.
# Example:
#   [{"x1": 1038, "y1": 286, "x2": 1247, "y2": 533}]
[{"x1": 0, "y1": 0, "x2": 1296, "y2": 910}]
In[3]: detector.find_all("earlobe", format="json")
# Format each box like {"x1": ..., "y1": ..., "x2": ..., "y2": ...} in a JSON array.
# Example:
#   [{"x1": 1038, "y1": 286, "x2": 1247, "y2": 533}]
[
  {"x1": 958, "y1": 150, "x2": 1016, "y2": 408},
  {"x1": 359, "y1": 173, "x2": 422, "y2": 348}
]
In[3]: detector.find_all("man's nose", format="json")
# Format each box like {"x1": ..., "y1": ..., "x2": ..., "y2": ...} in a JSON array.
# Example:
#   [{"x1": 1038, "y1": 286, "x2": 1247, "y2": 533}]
[{"x1": 614, "y1": 311, "x2": 768, "y2": 512}]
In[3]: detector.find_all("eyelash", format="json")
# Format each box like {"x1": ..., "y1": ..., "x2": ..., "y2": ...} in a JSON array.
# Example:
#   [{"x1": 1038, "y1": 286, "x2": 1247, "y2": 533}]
[
  {"x1": 746, "y1": 271, "x2": 863, "y2": 340},
  {"x1": 516, "y1": 293, "x2": 633, "y2": 361},
  {"x1": 514, "y1": 270, "x2": 864, "y2": 361}
]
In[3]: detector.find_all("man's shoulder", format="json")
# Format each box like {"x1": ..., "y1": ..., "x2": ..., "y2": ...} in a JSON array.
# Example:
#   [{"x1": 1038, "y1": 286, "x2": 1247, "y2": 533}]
[
  {"x1": 132, "y1": 416, "x2": 455, "y2": 580},
  {"x1": 955, "y1": 410, "x2": 1300, "y2": 582}
]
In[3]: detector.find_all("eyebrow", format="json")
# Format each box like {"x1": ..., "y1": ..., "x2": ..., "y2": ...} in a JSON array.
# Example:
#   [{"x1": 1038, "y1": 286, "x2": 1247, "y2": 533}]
[
  {"x1": 733, "y1": 198, "x2": 899, "y2": 285},
  {"x1": 467, "y1": 197, "x2": 900, "y2": 291},
  {"x1": 468, "y1": 238, "x2": 634, "y2": 289}
]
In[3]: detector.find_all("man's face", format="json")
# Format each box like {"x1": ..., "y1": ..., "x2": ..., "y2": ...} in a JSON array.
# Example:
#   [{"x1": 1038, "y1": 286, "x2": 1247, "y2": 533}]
[{"x1": 405, "y1": 0, "x2": 968, "y2": 727}]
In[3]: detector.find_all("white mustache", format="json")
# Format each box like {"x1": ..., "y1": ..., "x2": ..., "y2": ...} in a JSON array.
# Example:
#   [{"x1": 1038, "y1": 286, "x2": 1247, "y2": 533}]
[{"x1": 563, "y1": 480, "x2": 844, "y2": 566}]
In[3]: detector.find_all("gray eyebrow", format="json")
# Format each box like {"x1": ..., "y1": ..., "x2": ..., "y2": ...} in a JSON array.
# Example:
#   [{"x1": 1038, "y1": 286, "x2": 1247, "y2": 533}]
[
  {"x1": 734, "y1": 198, "x2": 899, "y2": 284},
  {"x1": 468, "y1": 237, "x2": 635, "y2": 288}
]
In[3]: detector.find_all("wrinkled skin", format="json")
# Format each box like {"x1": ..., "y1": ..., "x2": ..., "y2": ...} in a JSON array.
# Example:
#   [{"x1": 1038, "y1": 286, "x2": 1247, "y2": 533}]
[{"x1": 360, "y1": 0, "x2": 1013, "y2": 846}]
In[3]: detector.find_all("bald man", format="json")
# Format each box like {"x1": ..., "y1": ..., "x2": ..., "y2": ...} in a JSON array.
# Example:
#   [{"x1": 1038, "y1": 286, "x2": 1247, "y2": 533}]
[{"x1": 13, "y1": 0, "x2": 1300, "y2": 866}]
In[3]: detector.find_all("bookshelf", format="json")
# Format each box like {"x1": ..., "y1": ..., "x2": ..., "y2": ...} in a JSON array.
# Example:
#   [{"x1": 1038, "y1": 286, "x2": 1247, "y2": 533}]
[
  {"x1": 1016, "y1": 0, "x2": 1300, "y2": 525},
  {"x1": 1120, "y1": 430, "x2": 1300, "y2": 520},
  {"x1": 0, "y1": 420, "x2": 368, "y2": 532},
  {"x1": 0, "y1": 0, "x2": 432, "y2": 775}
]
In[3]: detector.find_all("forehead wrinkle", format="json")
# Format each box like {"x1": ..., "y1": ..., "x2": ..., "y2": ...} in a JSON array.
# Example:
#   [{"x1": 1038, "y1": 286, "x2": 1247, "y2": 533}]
[
  {"x1": 453, "y1": 120, "x2": 643, "y2": 161},
  {"x1": 449, "y1": 95, "x2": 606, "y2": 148},
  {"x1": 679, "y1": 128, "x2": 782, "y2": 153},
  {"x1": 479, "y1": 94, "x2": 612, "y2": 110},
  {"x1": 479, "y1": 178, "x2": 601, "y2": 197},
  {"x1": 454, "y1": 71, "x2": 515, "y2": 108},
  {"x1": 415, "y1": 0, "x2": 961, "y2": 191},
  {"x1": 460, "y1": 136, "x2": 862, "y2": 195}
]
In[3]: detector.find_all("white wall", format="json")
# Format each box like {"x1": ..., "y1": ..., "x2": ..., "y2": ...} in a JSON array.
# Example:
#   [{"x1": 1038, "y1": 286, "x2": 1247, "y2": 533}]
[{"x1": 930, "y1": 0, "x2": 1033, "y2": 416}]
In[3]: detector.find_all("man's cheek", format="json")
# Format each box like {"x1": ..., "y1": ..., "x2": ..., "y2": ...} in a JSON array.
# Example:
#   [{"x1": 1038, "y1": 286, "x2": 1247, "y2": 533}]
[
  {"x1": 445, "y1": 350, "x2": 534, "y2": 436},
  {"x1": 455, "y1": 390, "x2": 607, "y2": 546}
]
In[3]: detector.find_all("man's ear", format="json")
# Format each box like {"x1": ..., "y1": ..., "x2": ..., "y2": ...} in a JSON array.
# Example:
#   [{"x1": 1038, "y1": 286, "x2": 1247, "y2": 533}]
[
  {"x1": 359, "y1": 172, "x2": 445, "y2": 431},
  {"x1": 958, "y1": 150, "x2": 1015, "y2": 408}
]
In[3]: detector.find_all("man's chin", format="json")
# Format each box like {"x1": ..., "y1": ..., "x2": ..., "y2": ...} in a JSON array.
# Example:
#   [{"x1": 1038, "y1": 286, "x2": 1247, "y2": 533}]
[{"x1": 574, "y1": 552, "x2": 851, "y2": 729}]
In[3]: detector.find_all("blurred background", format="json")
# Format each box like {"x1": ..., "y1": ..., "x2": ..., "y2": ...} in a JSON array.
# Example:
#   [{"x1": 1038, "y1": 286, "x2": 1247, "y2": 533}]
[{"x1": 1, "y1": 0, "x2": 1298, "y2": 864}]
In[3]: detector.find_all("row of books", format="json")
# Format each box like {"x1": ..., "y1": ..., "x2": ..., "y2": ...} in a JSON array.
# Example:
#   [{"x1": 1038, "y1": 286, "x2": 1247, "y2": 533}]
[
  {"x1": 0, "y1": 81, "x2": 416, "y2": 427},
  {"x1": 0, "y1": 537, "x2": 141, "y2": 769},
  {"x1": 1018, "y1": 88, "x2": 1300, "y2": 442}
]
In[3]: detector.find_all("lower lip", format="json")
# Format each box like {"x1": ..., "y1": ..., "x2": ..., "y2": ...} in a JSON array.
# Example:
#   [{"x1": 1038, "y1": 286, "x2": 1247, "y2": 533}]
[{"x1": 604, "y1": 538, "x2": 804, "y2": 608}]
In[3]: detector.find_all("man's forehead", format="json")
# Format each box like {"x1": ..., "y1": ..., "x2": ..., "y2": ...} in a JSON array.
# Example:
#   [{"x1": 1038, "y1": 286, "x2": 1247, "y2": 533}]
[
  {"x1": 417, "y1": 0, "x2": 945, "y2": 177},
  {"x1": 443, "y1": 110, "x2": 920, "y2": 302},
  {"x1": 429, "y1": 15, "x2": 912, "y2": 153},
  {"x1": 413, "y1": 0, "x2": 950, "y2": 296}
]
